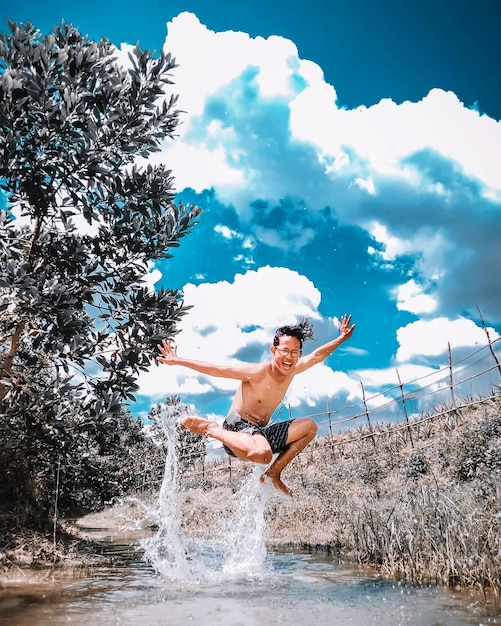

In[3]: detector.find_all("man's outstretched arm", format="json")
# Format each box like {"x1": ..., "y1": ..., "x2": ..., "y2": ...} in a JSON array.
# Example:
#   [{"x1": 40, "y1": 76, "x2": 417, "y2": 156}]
[
  {"x1": 156, "y1": 339, "x2": 258, "y2": 380},
  {"x1": 295, "y1": 314, "x2": 356, "y2": 373}
]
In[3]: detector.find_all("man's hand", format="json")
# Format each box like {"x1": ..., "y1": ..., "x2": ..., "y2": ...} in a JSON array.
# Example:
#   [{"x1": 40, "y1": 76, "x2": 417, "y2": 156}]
[
  {"x1": 339, "y1": 314, "x2": 356, "y2": 340},
  {"x1": 157, "y1": 339, "x2": 178, "y2": 365}
]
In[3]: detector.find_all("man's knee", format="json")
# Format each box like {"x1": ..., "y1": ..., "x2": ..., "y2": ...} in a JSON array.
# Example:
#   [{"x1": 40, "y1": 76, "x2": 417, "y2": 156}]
[
  {"x1": 250, "y1": 450, "x2": 273, "y2": 464},
  {"x1": 300, "y1": 418, "x2": 318, "y2": 440},
  {"x1": 248, "y1": 435, "x2": 273, "y2": 464}
]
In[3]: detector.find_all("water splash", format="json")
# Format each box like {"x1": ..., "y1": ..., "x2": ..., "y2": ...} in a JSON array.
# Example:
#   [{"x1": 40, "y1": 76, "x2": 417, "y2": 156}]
[
  {"x1": 141, "y1": 408, "x2": 274, "y2": 583},
  {"x1": 141, "y1": 407, "x2": 196, "y2": 581},
  {"x1": 221, "y1": 467, "x2": 275, "y2": 578}
]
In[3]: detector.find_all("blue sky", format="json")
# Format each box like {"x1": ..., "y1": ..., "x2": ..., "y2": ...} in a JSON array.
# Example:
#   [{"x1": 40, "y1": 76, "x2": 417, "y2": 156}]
[{"x1": 3, "y1": 1, "x2": 501, "y2": 426}]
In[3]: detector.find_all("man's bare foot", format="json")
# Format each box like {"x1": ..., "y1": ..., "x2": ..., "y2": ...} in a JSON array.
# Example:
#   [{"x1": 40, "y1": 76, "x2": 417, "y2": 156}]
[
  {"x1": 260, "y1": 472, "x2": 292, "y2": 497},
  {"x1": 179, "y1": 416, "x2": 218, "y2": 437}
]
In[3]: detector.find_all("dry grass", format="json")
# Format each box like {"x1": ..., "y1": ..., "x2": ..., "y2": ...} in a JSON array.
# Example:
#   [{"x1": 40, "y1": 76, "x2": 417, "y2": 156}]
[{"x1": 176, "y1": 395, "x2": 501, "y2": 600}]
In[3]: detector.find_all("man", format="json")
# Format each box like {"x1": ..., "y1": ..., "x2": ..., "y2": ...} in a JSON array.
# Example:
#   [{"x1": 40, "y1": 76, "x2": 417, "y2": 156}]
[{"x1": 157, "y1": 314, "x2": 355, "y2": 496}]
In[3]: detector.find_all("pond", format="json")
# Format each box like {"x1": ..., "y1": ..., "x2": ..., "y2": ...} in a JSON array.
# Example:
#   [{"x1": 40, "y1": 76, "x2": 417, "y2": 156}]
[{"x1": 0, "y1": 540, "x2": 499, "y2": 626}]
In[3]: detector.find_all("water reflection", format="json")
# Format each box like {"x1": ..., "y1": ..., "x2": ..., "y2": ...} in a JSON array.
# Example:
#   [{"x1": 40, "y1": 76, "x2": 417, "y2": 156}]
[{"x1": 1, "y1": 549, "x2": 499, "y2": 626}]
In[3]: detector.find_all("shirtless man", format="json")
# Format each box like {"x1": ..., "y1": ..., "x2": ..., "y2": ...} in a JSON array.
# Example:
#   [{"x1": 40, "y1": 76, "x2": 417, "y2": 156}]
[{"x1": 157, "y1": 315, "x2": 355, "y2": 496}]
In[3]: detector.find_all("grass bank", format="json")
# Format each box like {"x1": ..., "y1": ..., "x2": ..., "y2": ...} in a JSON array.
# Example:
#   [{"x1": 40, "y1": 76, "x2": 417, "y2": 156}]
[{"x1": 176, "y1": 395, "x2": 501, "y2": 602}]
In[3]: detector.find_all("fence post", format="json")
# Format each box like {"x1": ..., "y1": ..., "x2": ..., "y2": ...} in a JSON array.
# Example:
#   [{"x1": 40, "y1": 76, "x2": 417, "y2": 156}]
[
  {"x1": 326, "y1": 396, "x2": 334, "y2": 446},
  {"x1": 448, "y1": 342, "x2": 457, "y2": 409},
  {"x1": 360, "y1": 380, "x2": 376, "y2": 447},
  {"x1": 447, "y1": 341, "x2": 462, "y2": 427},
  {"x1": 396, "y1": 368, "x2": 414, "y2": 449},
  {"x1": 477, "y1": 305, "x2": 501, "y2": 379}
]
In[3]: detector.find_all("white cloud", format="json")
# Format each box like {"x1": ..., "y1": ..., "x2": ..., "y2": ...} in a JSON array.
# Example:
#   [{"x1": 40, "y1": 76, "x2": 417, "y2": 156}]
[
  {"x1": 354, "y1": 177, "x2": 376, "y2": 195},
  {"x1": 138, "y1": 370, "x2": 215, "y2": 398},
  {"x1": 214, "y1": 224, "x2": 241, "y2": 240},
  {"x1": 145, "y1": 142, "x2": 244, "y2": 192},
  {"x1": 163, "y1": 12, "x2": 304, "y2": 115},
  {"x1": 287, "y1": 366, "x2": 361, "y2": 408},
  {"x1": 369, "y1": 222, "x2": 409, "y2": 261},
  {"x1": 355, "y1": 363, "x2": 437, "y2": 388},
  {"x1": 290, "y1": 87, "x2": 501, "y2": 200},
  {"x1": 369, "y1": 221, "x2": 455, "y2": 284},
  {"x1": 394, "y1": 279, "x2": 437, "y2": 314},
  {"x1": 149, "y1": 13, "x2": 332, "y2": 198},
  {"x1": 156, "y1": 13, "x2": 501, "y2": 249},
  {"x1": 181, "y1": 265, "x2": 322, "y2": 337},
  {"x1": 395, "y1": 317, "x2": 500, "y2": 362},
  {"x1": 142, "y1": 262, "x2": 162, "y2": 292}
]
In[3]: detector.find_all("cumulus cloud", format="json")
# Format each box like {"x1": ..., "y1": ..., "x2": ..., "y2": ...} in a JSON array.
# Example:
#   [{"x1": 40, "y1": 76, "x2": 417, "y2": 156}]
[
  {"x1": 355, "y1": 363, "x2": 441, "y2": 391},
  {"x1": 394, "y1": 279, "x2": 437, "y2": 315},
  {"x1": 291, "y1": 88, "x2": 501, "y2": 199},
  {"x1": 287, "y1": 366, "x2": 361, "y2": 409},
  {"x1": 143, "y1": 12, "x2": 501, "y2": 325},
  {"x1": 395, "y1": 317, "x2": 500, "y2": 362},
  {"x1": 162, "y1": 12, "x2": 303, "y2": 114}
]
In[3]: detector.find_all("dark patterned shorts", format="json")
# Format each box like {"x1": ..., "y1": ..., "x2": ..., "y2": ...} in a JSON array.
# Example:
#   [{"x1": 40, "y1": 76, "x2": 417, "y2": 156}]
[{"x1": 222, "y1": 410, "x2": 293, "y2": 457}]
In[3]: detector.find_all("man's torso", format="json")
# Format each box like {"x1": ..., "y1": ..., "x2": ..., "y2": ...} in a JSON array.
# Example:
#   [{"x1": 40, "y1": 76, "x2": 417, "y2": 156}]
[{"x1": 230, "y1": 363, "x2": 294, "y2": 426}]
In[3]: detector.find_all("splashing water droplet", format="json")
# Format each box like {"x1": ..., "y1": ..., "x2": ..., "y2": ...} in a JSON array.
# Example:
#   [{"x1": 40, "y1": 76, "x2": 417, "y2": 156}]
[
  {"x1": 141, "y1": 407, "x2": 275, "y2": 583},
  {"x1": 221, "y1": 468, "x2": 274, "y2": 578},
  {"x1": 141, "y1": 407, "x2": 196, "y2": 581}
]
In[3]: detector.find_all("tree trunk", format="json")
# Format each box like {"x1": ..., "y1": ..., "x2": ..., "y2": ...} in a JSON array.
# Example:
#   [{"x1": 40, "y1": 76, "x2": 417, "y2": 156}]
[
  {"x1": 0, "y1": 217, "x2": 42, "y2": 401},
  {"x1": 0, "y1": 321, "x2": 26, "y2": 400}
]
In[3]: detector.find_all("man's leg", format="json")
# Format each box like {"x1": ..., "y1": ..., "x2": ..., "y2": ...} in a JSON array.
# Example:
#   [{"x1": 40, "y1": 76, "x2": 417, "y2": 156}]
[
  {"x1": 180, "y1": 416, "x2": 273, "y2": 464},
  {"x1": 261, "y1": 419, "x2": 318, "y2": 496}
]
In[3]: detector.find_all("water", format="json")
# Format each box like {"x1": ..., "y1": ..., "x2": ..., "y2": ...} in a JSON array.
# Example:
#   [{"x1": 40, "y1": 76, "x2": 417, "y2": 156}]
[
  {"x1": 1, "y1": 409, "x2": 499, "y2": 625},
  {"x1": 1, "y1": 552, "x2": 499, "y2": 625}
]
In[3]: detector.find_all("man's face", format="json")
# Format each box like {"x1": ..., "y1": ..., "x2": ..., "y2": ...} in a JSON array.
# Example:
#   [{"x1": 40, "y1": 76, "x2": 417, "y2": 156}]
[{"x1": 271, "y1": 335, "x2": 302, "y2": 372}]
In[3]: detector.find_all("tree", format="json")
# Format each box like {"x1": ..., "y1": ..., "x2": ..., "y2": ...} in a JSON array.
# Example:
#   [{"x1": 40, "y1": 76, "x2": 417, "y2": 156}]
[
  {"x1": 45, "y1": 406, "x2": 152, "y2": 519},
  {"x1": 0, "y1": 20, "x2": 200, "y2": 526}
]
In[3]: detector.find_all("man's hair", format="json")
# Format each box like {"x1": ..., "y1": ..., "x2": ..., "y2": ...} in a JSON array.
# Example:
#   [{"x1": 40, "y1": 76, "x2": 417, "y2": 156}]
[{"x1": 273, "y1": 318, "x2": 315, "y2": 348}]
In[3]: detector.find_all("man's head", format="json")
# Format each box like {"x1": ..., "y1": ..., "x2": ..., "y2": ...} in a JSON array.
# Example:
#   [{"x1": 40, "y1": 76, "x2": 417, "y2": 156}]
[{"x1": 273, "y1": 319, "x2": 315, "y2": 349}]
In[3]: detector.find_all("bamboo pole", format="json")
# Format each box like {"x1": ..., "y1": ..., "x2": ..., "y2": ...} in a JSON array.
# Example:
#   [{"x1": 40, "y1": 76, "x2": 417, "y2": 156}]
[
  {"x1": 448, "y1": 342, "x2": 456, "y2": 409},
  {"x1": 396, "y1": 368, "x2": 414, "y2": 449},
  {"x1": 477, "y1": 305, "x2": 501, "y2": 379},
  {"x1": 327, "y1": 396, "x2": 332, "y2": 437},
  {"x1": 360, "y1": 380, "x2": 376, "y2": 447}
]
